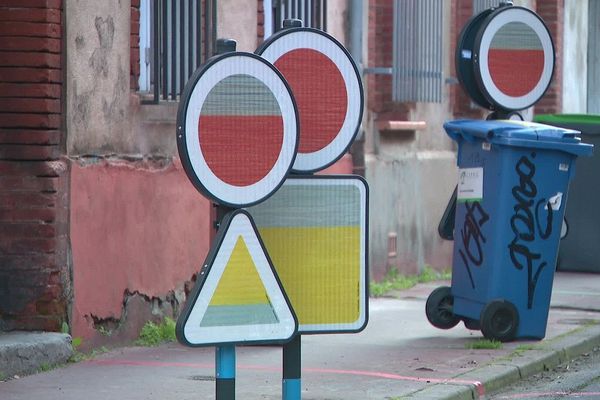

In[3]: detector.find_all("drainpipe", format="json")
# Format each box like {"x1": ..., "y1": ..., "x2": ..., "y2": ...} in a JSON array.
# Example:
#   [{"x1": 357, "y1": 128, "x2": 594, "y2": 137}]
[
  {"x1": 349, "y1": 0, "x2": 366, "y2": 177},
  {"x1": 349, "y1": 0, "x2": 362, "y2": 69}
]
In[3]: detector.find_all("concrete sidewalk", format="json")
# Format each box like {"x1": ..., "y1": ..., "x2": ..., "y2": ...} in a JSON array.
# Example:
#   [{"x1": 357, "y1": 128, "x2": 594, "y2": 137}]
[{"x1": 1, "y1": 271, "x2": 599, "y2": 399}]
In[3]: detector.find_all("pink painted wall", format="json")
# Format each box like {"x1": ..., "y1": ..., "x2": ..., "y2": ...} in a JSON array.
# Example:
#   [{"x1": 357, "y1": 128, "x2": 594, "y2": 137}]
[
  {"x1": 69, "y1": 152, "x2": 352, "y2": 346},
  {"x1": 70, "y1": 158, "x2": 210, "y2": 344},
  {"x1": 318, "y1": 153, "x2": 354, "y2": 174}
]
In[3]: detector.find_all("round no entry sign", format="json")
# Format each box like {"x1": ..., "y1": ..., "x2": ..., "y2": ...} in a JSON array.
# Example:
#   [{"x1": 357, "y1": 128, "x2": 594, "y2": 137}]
[
  {"x1": 457, "y1": 5, "x2": 554, "y2": 111},
  {"x1": 257, "y1": 28, "x2": 363, "y2": 173},
  {"x1": 177, "y1": 52, "x2": 299, "y2": 207}
]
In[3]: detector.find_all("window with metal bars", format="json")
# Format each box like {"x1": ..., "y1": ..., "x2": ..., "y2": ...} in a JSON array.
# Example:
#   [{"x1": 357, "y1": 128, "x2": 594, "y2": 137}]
[
  {"x1": 473, "y1": 0, "x2": 503, "y2": 15},
  {"x1": 139, "y1": 0, "x2": 217, "y2": 103},
  {"x1": 267, "y1": 0, "x2": 327, "y2": 35},
  {"x1": 392, "y1": 0, "x2": 443, "y2": 103}
]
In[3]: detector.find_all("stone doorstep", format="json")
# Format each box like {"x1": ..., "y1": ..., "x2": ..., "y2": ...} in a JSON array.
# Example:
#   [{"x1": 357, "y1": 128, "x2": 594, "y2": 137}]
[{"x1": 0, "y1": 331, "x2": 73, "y2": 379}]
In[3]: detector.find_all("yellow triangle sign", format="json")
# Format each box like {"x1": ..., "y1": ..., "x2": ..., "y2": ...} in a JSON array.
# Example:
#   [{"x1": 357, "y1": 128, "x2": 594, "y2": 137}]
[{"x1": 176, "y1": 210, "x2": 297, "y2": 346}]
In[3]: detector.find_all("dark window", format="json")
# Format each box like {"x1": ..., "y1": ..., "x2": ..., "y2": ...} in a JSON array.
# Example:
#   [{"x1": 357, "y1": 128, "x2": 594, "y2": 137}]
[
  {"x1": 473, "y1": 0, "x2": 502, "y2": 15},
  {"x1": 270, "y1": 0, "x2": 328, "y2": 33},
  {"x1": 139, "y1": 0, "x2": 217, "y2": 103},
  {"x1": 392, "y1": 0, "x2": 443, "y2": 103}
]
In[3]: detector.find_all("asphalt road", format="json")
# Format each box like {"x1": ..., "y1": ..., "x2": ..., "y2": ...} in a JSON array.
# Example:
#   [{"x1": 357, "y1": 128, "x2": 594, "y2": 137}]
[{"x1": 490, "y1": 346, "x2": 600, "y2": 399}]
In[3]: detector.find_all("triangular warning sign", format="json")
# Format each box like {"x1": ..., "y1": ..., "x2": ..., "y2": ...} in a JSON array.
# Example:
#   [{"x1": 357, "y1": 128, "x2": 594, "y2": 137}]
[{"x1": 176, "y1": 209, "x2": 298, "y2": 347}]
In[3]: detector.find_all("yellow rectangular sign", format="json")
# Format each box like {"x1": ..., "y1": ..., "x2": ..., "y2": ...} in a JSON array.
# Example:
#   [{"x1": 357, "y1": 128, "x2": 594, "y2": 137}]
[{"x1": 248, "y1": 175, "x2": 368, "y2": 333}]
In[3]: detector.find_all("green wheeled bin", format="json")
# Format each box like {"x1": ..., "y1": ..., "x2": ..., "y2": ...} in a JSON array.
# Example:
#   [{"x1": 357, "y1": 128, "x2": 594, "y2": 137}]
[{"x1": 533, "y1": 114, "x2": 600, "y2": 273}]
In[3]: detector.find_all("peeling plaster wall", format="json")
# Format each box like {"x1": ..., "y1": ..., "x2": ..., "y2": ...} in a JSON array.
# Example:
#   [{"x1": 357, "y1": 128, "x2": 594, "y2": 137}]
[
  {"x1": 66, "y1": 0, "x2": 132, "y2": 154},
  {"x1": 327, "y1": 0, "x2": 349, "y2": 46},
  {"x1": 70, "y1": 159, "x2": 210, "y2": 347},
  {"x1": 365, "y1": 0, "x2": 456, "y2": 278},
  {"x1": 64, "y1": 1, "x2": 211, "y2": 348},
  {"x1": 217, "y1": 0, "x2": 258, "y2": 52},
  {"x1": 63, "y1": 0, "x2": 352, "y2": 348}
]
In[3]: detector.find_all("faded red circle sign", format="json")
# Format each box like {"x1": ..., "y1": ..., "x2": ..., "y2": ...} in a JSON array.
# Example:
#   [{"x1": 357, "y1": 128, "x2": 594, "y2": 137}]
[
  {"x1": 198, "y1": 74, "x2": 284, "y2": 187},
  {"x1": 475, "y1": 6, "x2": 554, "y2": 111},
  {"x1": 257, "y1": 28, "x2": 363, "y2": 173},
  {"x1": 177, "y1": 52, "x2": 299, "y2": 207},
  {"x1": 274, "y1": 48, "x2": 347, "y2": 154},
  {"x1": 487, "y1": 22, "x2": 544, "y2": 98}
]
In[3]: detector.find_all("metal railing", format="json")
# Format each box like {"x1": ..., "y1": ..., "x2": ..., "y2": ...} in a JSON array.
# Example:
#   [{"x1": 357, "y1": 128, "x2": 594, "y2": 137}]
[
  {"x1": 473, "y1": 0, "x2": 503, "y2": 14},
  {"x1": 272, "y1": 0, "x2": 327, "y2": 33},
  {"x1": 140, "y1": 0, "x2": 217, "y2": 103},
  {"x1": 392, "y1": 0, "x2": 443, "y2": 103}
]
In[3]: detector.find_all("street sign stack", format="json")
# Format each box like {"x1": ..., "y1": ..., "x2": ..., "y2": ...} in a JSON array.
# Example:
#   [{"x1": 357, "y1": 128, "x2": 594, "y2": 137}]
[{"x1": 175, "y1": 21, "x2": 367, "y2": 400}]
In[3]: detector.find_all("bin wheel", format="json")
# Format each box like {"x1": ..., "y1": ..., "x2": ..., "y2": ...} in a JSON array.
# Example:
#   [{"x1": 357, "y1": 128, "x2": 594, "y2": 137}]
[
  {"x1": 463, "y1": 318, "x2": 481, "y2": 330},
  {"x1": 480, "y1": 300, "x2": 519, "y2": 342},
  {"x1": 426, "y1": 286, "x2": 460, "y2": 329}
]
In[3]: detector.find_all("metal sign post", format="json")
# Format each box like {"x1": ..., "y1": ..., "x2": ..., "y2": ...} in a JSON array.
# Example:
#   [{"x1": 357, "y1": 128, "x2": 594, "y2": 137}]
[
  {"x1": 216, "y1": 345, "x2": 236, "y2": 399},
  {"x1": 214, "y1": 204, "x2": 235, "y2": 400},
  {"x1": 175, "y1": 40, "x2": 300, "y2": 400},
  {"x1": 282, "y1": 335, "x2": 301, "y2": 400},
  {"x1": 256, "y1": 20, "x2": 366, "y2": 400},
  {"x1": 175, "y1": 20, "x2": 367, "y2": 397}
]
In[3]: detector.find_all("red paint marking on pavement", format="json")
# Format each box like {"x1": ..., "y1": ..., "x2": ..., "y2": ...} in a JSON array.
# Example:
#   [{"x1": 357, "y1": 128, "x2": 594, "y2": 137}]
[
  {"x1": 89, "y1": 359, "x2": 214, "y2": 369},
  {"x1": 498, "y1": 392, "x2": 600, "y2": 399},
  {"x1": 88, "y1": 359, "x2": 484, "y2": 396},
  {"x1": 303, "y1": 367, "x2": 485, "y2": 397}
]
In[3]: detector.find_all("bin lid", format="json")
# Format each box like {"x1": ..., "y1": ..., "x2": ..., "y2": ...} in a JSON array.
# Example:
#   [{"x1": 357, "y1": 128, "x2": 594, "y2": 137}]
[
  {"x1": 444, "y1": 119, "x2": 594, "y2": 157},
  {"x1": 533, "y1": 114, "x2": 600, "y2": 135}
]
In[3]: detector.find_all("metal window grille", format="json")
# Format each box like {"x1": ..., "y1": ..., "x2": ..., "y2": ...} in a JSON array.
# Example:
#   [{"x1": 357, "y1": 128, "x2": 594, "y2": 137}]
[
  {"x1": 473, "y1": 0, "x2": 502, "y2": 14},
  {"x1": 392, "y1": 0, "x2": 443, "y2": 103},
  {"x1": 271, "y1": 0, "x2": 327, "y2": 33},
  {"x1": 139, "y1": 0, "x2": 217, "y2": 103}
]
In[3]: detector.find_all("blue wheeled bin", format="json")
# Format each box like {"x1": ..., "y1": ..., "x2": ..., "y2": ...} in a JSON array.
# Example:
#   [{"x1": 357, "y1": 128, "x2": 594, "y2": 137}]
[{"x1": 426, "y1": 120, "x2": 593, "y2": 341}]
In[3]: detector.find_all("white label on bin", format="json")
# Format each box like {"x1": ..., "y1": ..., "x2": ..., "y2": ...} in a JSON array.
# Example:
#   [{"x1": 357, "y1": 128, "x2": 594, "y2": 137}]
[
  {"x1": 559, "y1": 163, "x2": 569, "y2": 172},
  {"x1": 458, "y1": 167, "x2": 483, "y2": 202},
  {"x1": 545, "y1": 192, "x2": 563, "y2": 211}
]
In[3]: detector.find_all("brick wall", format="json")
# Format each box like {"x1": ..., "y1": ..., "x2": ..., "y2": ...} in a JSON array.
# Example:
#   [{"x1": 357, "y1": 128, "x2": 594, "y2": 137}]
[
  {"x1": 257, "y1": 0, "x2": 265, "y2": 44},
  {"x1": 450, "y1": 0, "x2": 487, "y2": 119},
  {"x1": 535, "y1": 0, "x2": 563, "y2": 115},
  {"x1": 0, "y1": 0, "x2": 69, "y2": 332},
  {"x1": 130, "y1": 0, "x2": 140, "y2": 91},
  {"x1": 367, "y1": 0, "x2": 412, "y2": 122}
]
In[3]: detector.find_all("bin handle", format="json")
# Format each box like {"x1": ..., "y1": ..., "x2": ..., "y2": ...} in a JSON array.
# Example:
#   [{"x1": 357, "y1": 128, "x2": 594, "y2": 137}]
[{"x1": 438, "y1": 186, "x2": 457, "y2": 241}]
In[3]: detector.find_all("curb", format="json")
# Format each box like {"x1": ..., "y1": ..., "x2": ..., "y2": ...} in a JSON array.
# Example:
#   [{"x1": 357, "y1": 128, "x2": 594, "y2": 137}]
[
  {"x1": 0, "y1": 331, "x2": 73, "y2": 379},
  {"x1": 405, "y1": 323, "x2": 600, "y2": 399}
]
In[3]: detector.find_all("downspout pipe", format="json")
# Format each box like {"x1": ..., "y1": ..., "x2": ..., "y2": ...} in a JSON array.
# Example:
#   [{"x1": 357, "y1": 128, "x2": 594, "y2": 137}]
[
  {"x1": 349, "y1": 0, "x2": 363, "y2": 70},
  {"x1": 349, "y1": 0, "x2": 365, "y2": 176}
]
